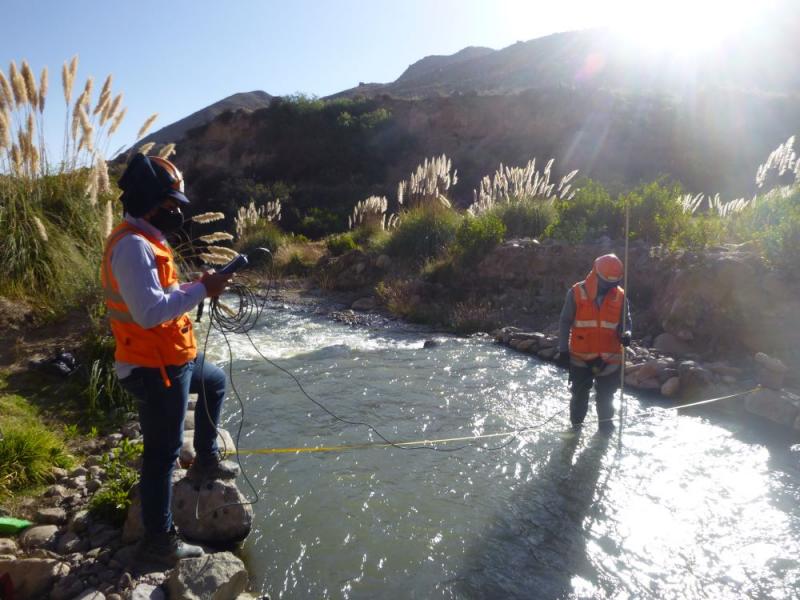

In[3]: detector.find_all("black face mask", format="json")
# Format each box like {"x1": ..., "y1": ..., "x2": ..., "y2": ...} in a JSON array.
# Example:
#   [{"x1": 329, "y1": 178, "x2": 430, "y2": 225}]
[{"x1": 149, "y1": 206, "x2": 184, "y2": 234}]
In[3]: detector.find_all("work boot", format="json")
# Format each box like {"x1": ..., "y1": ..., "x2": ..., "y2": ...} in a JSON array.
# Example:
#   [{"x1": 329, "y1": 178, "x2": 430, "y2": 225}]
[
  {"x1": 136, "y1": 528, "x2": 203, "y2": 567},
  {"x1": 186, "y1": 452, "x2": 240, "y2": 484}
]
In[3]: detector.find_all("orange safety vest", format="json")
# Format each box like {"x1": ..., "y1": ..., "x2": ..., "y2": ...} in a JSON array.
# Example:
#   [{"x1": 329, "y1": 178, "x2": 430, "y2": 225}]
[
  {"x1": 101, "y1": 222, "x2": 197, "y2": 386},
  {"x1": 568, "y1": 272, "x2": 624, "y2": 365}
]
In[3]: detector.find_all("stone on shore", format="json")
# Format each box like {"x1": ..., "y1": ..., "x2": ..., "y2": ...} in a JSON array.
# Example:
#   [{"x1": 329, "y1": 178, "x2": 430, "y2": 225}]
[
  {"x1": 351, "y1": 296, "x2": 376, "y2": 311},
  {"x1": 35, "y1": 506, "x2": 67, "y2": 525},
  {"x1": 754, "y1": 352, "x2": 788, "y2": 390},
  {"x1": 661, "y1": 376, "x2": 681, "y2": 397},
  {"x1": 0, "y1": 557, "x2": 69, "y2": 599},
  {"x1": 653, "y1": 333, "x2": 693, "y2": 356},
  {"x1": 19, "y1": 524, "x2": 59, "y2": 551},
  {"x1": 165, "y1": 551, "x2": 248, "y2": 600},
  {"x1": 745, "y1": 388, "x2": 800, "y2": 427},
  {"x1": 172, "y1": 478, "x2": 253, "y2": 544},
  {"x1": 0, "y1": 537, "x2": 18, "y2": 555}
]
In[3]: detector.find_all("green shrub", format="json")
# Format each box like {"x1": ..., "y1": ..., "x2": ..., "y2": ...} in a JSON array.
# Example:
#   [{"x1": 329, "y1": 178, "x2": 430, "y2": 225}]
[
  {"x1": 455, "y1": 214, "x2": 506, "y2": 263},
  {"x1": 737, "y1": 187, "x2": 800, "y2": 276},
  {"x1": 623, "y1": 179, "x2": 690, "y2": 245},
  {"x1": 0, "y1": 424, "x2": 72, "y2": 491},
  {"x1": 282, "y1": 252, "x2": 314, "y2": 276},
  {"x1": 297, "y1": 207, "x2": 344, "y2": 238},
  {"x1": 326, "y1": 232, "x2": 359, "y2": 256},
  {"x1": 385, "y1": 205, "x2": 462, "y2": 262},
  {"x1": 546, "y1": 179, "x2": 622, "y2": 242},
  {"x1": 79, "y1": 325, "x2": 135, "y2": 417},
  {"x1": 488, "y1": 198, "x2": 554, "y2": 240},
  {"x1": 89, "y1": 438, "x2": 142, "y2": 526},
  {"x1": 235, "y1": 220, "x2": 283, "y2": 267}
]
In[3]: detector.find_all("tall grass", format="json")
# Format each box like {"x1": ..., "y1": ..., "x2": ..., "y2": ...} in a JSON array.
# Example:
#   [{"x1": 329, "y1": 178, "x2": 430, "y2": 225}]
[{"x1": 0, "y1": 55, "x2": 159, "y2": 310}]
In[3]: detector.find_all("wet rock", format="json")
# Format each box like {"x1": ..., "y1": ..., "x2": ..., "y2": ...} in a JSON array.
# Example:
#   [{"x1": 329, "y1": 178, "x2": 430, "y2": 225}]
[
  {"x1": 0, "y1": 557, "x2": 69, "y2": 599},
  {"x1": 653, "y1": 333, "x2": 693, "y2": 356},
  {"x1": 69, "y1": 509, "x2": 92, "y2": 533},
  {"x1": 0, "y1": 538, "x2": 17, "y2": 555},
  {"x1": 45, "y1": 484, "x2": 68, "y2": 498},
  {"x1": 678, "y1": 361, "x2": 713, "y2": 393},
  {"x1": 35, "y1": 507, "x2": 67, "y2": 525},
  {"x1": 75, "y1": 590, "x2": 106, "y2": 600},
  {"x1": 165, "y1": 551, "x2": 248, "y2": 600},
  {"x1": 661, "y1": 377, "x2": 681, "y2": 397},
  {"x1": 755, "y1": 352, "x2": 788, "y2": 390},
  {"x1": 351, "y1": 297, "x2": 376, "y2": 311},
  {"x1": 19, "y1": 524, "x2": 59, "y2": 551},
  {"x1": 745, "y1": 388, "x2": 800, "y2": 427},
  {"x1": 131, "y1": 583, "x2": 166, "y2": 600},
  {"x1": 122, "y1": 422, "x2": 141, "y2": 438},
  {"x1": 56, "y1": 530, "x2": 81, "y2": 554},
  {"x1": 51, "y1": 573, "x2": 86, "y2": 600},
  {"x1": 51, "y1": 467, "x2": 69, "y2": 479},
  {"x1": 423, "y1": 339, "x2": 439, "y2": 348},
  {"x1": 537, "y1": 347, "x2": 557, "y2": 360},
  {"x1": 172, "y1": 478, "x2": 253, "y2": 544}
]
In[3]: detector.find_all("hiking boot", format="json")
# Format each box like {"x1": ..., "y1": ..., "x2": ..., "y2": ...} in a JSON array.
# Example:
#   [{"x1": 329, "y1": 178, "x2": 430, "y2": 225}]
[
  {"x1": 136, "y1": 528, "x2": 203, "y2": 567},
  {"x1": 186, "y1": 453, "x2": 240, "y2": 484}
]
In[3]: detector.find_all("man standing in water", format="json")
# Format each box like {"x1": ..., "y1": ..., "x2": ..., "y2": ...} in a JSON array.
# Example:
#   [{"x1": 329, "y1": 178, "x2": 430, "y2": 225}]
[
  {"x1": 556, "y1": 254, "x2": 631, "y2": 433},
  {"x1": 102, "y1": 153, "x2": 238, "y2": 565}
]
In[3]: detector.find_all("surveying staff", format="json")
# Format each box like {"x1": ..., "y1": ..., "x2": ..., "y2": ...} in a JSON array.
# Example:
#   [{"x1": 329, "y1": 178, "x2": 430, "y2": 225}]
[
  {"x1": 102, "y1": 153, "x2": 237, "y2": 566},
  {"x1": 556, "y1": 254, "x2": 631, "y2": 432}
]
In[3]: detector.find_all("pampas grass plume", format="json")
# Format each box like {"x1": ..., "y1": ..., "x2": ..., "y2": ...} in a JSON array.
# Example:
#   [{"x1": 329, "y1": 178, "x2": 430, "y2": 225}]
[
  {"x1": 0, "y1": 111, "x2": 10, "y2": 149},
  {"x1": 0, "y1": 71, "x2": 13, "y2": 110},
  {"x1": 108, "y1": 107, "x2": 126, "y2": 136},
  {"x1": 138, "y1": 141, "x2": 155, "y2": 155},
  {"x1": 136, "y1": 113, "x2": 158, "y2": 140},
  {"x1": 33, "y1": 216, "x2": 48, "y2": 242},
  {"x1": 198, "y1": 232, "x2": 234, "y2": 243},
  {"x1": 102, "y1": 200, "x2": 114, "y2": 238},
  {"x1": 38, "y1": 67, "x2": 48, "y2": 112},
  {"x1": 21, "y1": 60, "x2": 37, "y2": 108},
  {"x1": 158, "y1": 143, "x2": 175, "y2": 159},
  {"x1": 9, "y1": 61, "x2": 28, "y2": 107},
  {"x1": 192, "y1": 212, "x2": 225, "y2": 224},
  {"x1": 96, "y1": 154, "x2": 110, "y2": 193}
]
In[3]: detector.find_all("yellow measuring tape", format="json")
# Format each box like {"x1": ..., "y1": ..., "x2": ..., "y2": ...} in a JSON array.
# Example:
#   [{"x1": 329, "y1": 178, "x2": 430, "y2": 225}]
[{"x1": 231, "y1": 386, "x2": 761, "y2": 456}]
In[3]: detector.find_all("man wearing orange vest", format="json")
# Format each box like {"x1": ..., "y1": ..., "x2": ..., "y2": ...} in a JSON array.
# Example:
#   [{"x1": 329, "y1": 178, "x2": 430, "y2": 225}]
[
  {"x1": 556, "y1": 254, "x2": 631, "y2": 432},
  {"x1": 102, "y1": 153, "x2": 235, "y2": 566}
]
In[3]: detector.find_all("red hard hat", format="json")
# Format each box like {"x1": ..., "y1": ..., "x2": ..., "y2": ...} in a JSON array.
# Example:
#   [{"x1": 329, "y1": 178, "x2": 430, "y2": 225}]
[{"x1": 594, "y1": 253, "x2": 623, "y2": 283}]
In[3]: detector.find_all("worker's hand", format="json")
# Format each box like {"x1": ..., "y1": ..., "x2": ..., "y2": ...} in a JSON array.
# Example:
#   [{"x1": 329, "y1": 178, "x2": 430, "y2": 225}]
[
  {"x1": 620, "y1": 331, "x2": 632, "y2": 347},
  {"x1": 200, "y1": 270, "x2": 233, "y2": 298},
  {"x1": 555, "y1": 351, "x2": 570, "y2": 368}
]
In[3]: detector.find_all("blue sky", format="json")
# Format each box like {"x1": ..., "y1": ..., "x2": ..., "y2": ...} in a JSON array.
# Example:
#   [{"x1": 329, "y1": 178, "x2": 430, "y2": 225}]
[{"x1": 2, "y1": 0, "x2": 773, "y2": 157}]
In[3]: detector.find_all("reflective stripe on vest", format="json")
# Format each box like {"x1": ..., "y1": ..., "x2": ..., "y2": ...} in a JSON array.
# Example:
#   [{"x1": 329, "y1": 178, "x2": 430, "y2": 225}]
[
  {"x1": 102, "y1": 222, "x2": 197, "y2": 386},
  {"x1": 568, "y1": 280, "x2": 624, "y2": 365}
]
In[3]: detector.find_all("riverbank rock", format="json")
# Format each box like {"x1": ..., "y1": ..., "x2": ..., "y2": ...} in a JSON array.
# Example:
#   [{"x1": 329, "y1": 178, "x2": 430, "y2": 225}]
[
  {"x1": 172, "y1": 478, "x2": 253, "y2": 544},
  {"x1": 0, "y1": 538, "x2": 17, "y2": 555},
  {"x1": 754, "y1": 352, "x2": 788, "y2": 390},
  {"x1": 0, "y1": 557, "x2": 69, "y2": 599},
  {"x1": 653, "y1": 333, "x2": 693, "y2": 356},
  {"x1": 744, "y1": 388, "x2": 800, "y2": 428},
  {"x1": 351, "y1": 296, "x2": 376, "y2": 311},
  {"x1": 660, "y1": 376, "x2": 681, "y2": 397},
  {"x1": 19, "y1": 524, "x2": 59, "y2": 551},
  {"x1": 165, "y1": 552, "x2": 247, "y2": 600},
  {"x1": 35, "y1": 507, "x2": 67, "y2": 525}
]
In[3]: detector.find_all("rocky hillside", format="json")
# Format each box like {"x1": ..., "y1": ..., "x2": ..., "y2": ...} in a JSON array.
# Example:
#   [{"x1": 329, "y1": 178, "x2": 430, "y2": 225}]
[
  {"x1": 153, "y1": 6, "x2": 800, "y2": 229},
  {"x1": 141, "y1": 90, "x2": 273, "y2": 145}
]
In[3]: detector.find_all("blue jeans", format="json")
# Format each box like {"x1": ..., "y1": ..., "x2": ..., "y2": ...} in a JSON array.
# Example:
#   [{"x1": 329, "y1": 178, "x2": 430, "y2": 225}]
[{"x1": 120, "y1": 352, "x2": 226, "y2": 535}]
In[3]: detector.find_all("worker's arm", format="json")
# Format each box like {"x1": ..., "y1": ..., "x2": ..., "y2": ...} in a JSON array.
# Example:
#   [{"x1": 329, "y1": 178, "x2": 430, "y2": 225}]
[
  {"x1": 558, "y1": 288, "x2": 576, "y2": 354},
  {"x1": 111, "y1": 234, "x2": 206, "y2": 329}
]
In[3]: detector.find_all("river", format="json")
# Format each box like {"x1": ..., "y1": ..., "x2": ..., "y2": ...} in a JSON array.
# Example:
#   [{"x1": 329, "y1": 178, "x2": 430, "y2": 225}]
[{"x1": 201, "y1": 305, "x2": 800, "y2": 599}]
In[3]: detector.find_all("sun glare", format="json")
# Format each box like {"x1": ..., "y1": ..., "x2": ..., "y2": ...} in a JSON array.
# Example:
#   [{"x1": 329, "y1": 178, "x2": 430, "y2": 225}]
[{"x1": 611, "y1": 0, "x2": 767, "y2": 56}]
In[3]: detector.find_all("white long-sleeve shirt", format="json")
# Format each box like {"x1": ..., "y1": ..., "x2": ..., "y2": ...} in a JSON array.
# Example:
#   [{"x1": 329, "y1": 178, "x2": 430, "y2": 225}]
[{"x1": 111, "y1": 215, "x2": 206, "y2": 378}]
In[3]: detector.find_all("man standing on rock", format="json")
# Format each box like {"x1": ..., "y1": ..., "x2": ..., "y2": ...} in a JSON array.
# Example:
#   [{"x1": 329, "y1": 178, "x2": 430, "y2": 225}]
[
  {"x1": 556, "y1": 254, "x2": 632, "y2": 432},
  {"x1": 102, "y1": 153, "x2": 239, "y2": 566}
]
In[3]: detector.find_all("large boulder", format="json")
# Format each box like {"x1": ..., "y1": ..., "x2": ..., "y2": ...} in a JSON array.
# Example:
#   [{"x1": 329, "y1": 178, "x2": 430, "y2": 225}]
[
  {"x1": 180, "y1": 428, "x2": 236, "y2": 467},
  {"x1": 165, "y1": 551, "x2": 248, "y2": 600},
  {"x1": 0, "y1": 558, "x2": 69, "y2": 599},
  {"x1": 19, "y1": 524, "x2": 59, "y2": 551},
  {"x1": 745, "y1": 388, "x2": 800, "y2": 427},
  {"x1": 171, "y1": 478, "x2": 253, "y2": 545}
]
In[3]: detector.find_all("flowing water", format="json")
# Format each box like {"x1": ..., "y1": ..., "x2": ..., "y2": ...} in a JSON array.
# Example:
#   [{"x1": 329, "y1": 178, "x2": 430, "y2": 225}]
[{"x1": 202, "y1": 306, "x2": 800, "y2": 599}]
